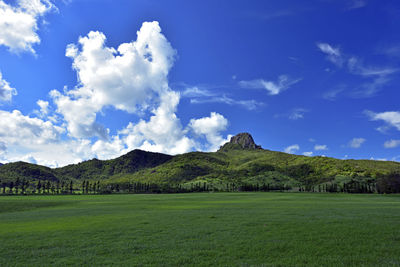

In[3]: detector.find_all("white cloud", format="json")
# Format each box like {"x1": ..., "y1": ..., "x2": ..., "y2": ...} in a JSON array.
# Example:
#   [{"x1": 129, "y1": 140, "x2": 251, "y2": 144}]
[
  {"x1": 54, "y1": 22, "x2": 230, "y2": 155},
  {"x1": 181, "y1": 86, "x2": 213, "y2": 97},
  {"x1": 51, "y1": 22, "x2": 177, "y2": 139},
  {"x1": 384, "y1": 139, "x2": 400, "y2": 149},
  {"x1": 370, "y1": 157, "x2": 387, "y2": 161},
  {"x1": 0, "y1": 109, "x2": 64, "y2": 144},
  {"x1": 0, "y1": 21, "x2": 232, "y2": 166},
  {"x1": 349, "y1": 137, "x2": 366, "y2": 148},
  {"x1": 0, "y1": 0, "x2": 55, "y2": 54},
  {"x1": 289, "y1": 108, "x2": 308, "y2": 120},
  {"x1": 239, "y1": 75, "x2": 301, "y2": 95},
  {"x1": 118, "y1": 90, "x2": 197, "y2": 155},
  {"x1": 189, "y1": 112, "x2": 230, "y2": 151},
  {"x1": 35, "y1": 99, "x2": 49, "y2": 116},
  {"x1": 303, "y1": 151, "x2": 313, "y2": 156},
  {"x1": 182, "y1": 85, "x2": 263, "y2": 110},
  {"x1": 274, "y1": 108, "x2": 308, "y2": 120},
  {"x1": 323, "y1": 86, "x2": 345, "y2": 101},
  {"x1": 366, "y1": 110, "x2": 400, "y2": 131},
  {"x1": 317, "y1": 43, "x2": 344, "y2": 67},
  {"x1": 0, "y1": 109, "x2": 76, "y2": 166},
  {"x1": 318, "y1": 43, "x2": 398, "y2": 98},
  {"x1": 314, "y1": 144, "x2": 328, "y2": 151},
  {"x1": 381, "y1": 44, "x2": 400, "y2": 58},
  {"x1": 284, "y1": 144, "x2": 299, "y2": 154},
  {"x1": 20, "y1": 154, "x2": 37, "y2": 164},
  {"x1": 0, "y1": 72, "x2": 17, "y2": 102},
  {"x1": 190, "y1": 95, "x2": 263, "y2": 111},
  {"x1": 346, "y1": 57, "x2": 398, "y2": 97},
  {"x1": 347, "y1": 57, "x2": 398, "y2": 77}
]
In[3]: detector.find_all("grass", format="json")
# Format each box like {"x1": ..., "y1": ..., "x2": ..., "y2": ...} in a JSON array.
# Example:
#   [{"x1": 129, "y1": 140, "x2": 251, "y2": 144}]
[{"x1": 0, "y1": 193, "x2": 400, "y2": 266}]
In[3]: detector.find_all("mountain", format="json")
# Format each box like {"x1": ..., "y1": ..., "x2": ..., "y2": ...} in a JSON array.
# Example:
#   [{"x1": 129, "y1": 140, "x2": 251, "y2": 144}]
[
  {"x1": 0, "y1": 133, "x2": 399, "y2": 188},
  {"x1": 219, "y1": 132, "x2": 262, "y2": 151},
  {"x1": 109, "y1": 133, "x2": 400, "y2": 187}
]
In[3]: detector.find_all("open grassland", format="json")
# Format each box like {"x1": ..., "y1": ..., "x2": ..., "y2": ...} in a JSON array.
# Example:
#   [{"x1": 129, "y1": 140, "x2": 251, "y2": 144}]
[{"x1": 0, "y1": 193, "x2": 400, "y2": 266}]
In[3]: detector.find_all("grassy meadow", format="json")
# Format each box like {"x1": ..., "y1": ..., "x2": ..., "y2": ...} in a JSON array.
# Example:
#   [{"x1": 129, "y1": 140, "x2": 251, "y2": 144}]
[{"x1": 0, "y1": 193, "x2": 400, "y2": 266}]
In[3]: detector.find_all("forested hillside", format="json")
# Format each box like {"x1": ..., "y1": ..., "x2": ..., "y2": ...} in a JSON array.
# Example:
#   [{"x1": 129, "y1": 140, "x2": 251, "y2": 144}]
[{"x1": 0, "y1": 133, "x2": 399, "y2": 194}]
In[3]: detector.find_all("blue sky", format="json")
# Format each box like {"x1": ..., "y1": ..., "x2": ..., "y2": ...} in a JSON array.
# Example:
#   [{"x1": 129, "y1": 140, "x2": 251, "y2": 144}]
[{"x1": 0, "y1": 0, "x2": 399, "y2": 166}]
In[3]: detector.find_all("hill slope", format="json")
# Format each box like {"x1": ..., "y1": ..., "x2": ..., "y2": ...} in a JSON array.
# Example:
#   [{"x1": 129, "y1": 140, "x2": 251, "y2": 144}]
[
  {"x1": 108, "y1": 133, "x2": 400, "y2": 187},
  {"x1": 0, "y1": 133, "x2": 399, "y2": 188}
]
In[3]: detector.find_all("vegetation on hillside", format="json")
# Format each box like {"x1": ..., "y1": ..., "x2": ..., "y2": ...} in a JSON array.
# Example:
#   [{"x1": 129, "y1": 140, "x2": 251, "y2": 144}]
[{"x1": 1, "y1": 133, "x2": 400, "y2": 194}]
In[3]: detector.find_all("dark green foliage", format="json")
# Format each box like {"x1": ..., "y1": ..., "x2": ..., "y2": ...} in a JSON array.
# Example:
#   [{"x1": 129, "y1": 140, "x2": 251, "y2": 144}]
[
  {"x1": 376, "y1": 172, "x2": 400, "y2": 194},
  {"x1": 54, "y1": 149, "x2": 172, "y2": 180},
  {"x1": 0, "y1": 144, "x2": 400, "y2": 194},
  {"x1": 0, "y1": 161, "x2": 57, "y2": 183}
]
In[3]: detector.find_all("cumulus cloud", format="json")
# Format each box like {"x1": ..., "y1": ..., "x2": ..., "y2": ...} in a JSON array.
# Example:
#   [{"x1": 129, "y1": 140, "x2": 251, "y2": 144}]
[
  {"x1": 51, "y1": 22, "x2": 177, "y2": 139},
  {"x1": 0, "y1": 21, "x2": 231, "y2": 166},
  {"x1": 189, "y1": 112, "x2": 230, "y2": 151},
  {"x1": 239, "y1": 75, "x2": 301, "y2": 95},
  {"x1": 0, "y1": 141, "x2": 6, "y2": 158},
  {"x1": 0, "y1": 109, "x2": 64, "y2": 144},
  {"x1": 303, "y1": 151, "x2": 313, "y2": 156},
  {"x1": 47, "y1": 22, "x2": 229, "y2": 160},
  {"x1": 349, "y1": 137, "x2": 366, "y2": 148},
  {"x1": 0, "y1": 0, "x2": 56, "y2": 53},
  {"x1": 0, "y1": 72, "x2": 17, "y2": 102},
  {"x1": 314, "y1": 144, "x2": 328, "y2": 151},
  {"x1": 34, "y1": 99, "x2": 49, "y2": 117},
  {"x1": 384, "y1": 139, "x2": 400, "y2": 149},
  {"x1": 366, "y1": 110, "x2": 400, "y2": 132},
  {"x1": 0, "y1": 109, "x2": 82, "y2": 166},
  {"x1": 118, "y1": 90, "x2": 196, "y2": 155},
  {"x1": 284, "y1": 144, "x2": 299, "y2": 154}
]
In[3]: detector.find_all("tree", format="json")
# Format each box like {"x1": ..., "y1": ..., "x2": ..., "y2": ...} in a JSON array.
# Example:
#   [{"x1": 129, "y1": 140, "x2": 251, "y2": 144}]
[
  {"x1": 9, "y1": 181, "x2": 14, "y2": 194},
  {"x1": 20, "y1": 179, "x2": 27, "y2": 194},
  {"x1": 376, "y1": 172, "x2": 400, "y2": 194},
  {"x1": 46, "y1": 181, "x2": 51, "y2": 194},
  {"x1": 81, "y1": 180, "x2": 86, "y2": 194},
  {"x1": 1, "y1": 182, "x2": 6, "y2": 194},
  {"x1": 37, "y1": 180, "x2": 42, "y2": 194},
  {"x1": 15, "y1": 178, "x2": 20, "y2": 194}
]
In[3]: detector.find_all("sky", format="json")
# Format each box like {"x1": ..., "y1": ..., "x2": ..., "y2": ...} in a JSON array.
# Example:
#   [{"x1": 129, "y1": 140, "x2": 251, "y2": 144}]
[{"x1": 0, "y1": 0, "x2": 399, "y2": 167}]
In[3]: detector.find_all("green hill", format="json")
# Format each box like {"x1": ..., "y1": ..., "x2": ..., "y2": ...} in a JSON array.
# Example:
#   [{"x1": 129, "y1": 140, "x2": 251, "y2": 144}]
[
  {"x1": 0, "y1": 133, "x2": 399, "y2": 190},
  {"x1": 0, "y1": 161, "x2": 57, "y2": 183},
  {"x1": 54, "y1": 149, "x2": 173, "y2": 181}
]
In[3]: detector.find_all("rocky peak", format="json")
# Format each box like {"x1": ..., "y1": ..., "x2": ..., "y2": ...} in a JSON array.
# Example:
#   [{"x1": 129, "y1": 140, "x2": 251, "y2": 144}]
[{"x1": 218, "y1": 132, "x2": 262, "y2": 151}]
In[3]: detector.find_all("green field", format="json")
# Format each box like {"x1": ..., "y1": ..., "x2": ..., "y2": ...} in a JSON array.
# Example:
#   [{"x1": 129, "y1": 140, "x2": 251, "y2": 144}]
[{"x1": 1, "y1": 193, "x2": 400, "y2": 266}]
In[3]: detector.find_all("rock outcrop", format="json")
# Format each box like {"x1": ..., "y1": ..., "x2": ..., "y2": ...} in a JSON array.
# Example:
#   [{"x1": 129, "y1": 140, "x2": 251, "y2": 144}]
[{"x1": 219, "y1": 132, "x2": 262, "y2": 151}]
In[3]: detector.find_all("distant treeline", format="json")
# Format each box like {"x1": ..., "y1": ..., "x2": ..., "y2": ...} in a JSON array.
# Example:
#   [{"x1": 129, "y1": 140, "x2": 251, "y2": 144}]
[{"x1": 1, "y1": 172, "x2": 399, "y2": 195}]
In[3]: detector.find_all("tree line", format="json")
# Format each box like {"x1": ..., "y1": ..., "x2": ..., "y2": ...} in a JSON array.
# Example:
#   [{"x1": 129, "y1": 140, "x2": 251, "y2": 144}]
[{"x1": 0, "y1": 172, "x2": 399, "y2": 195}]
